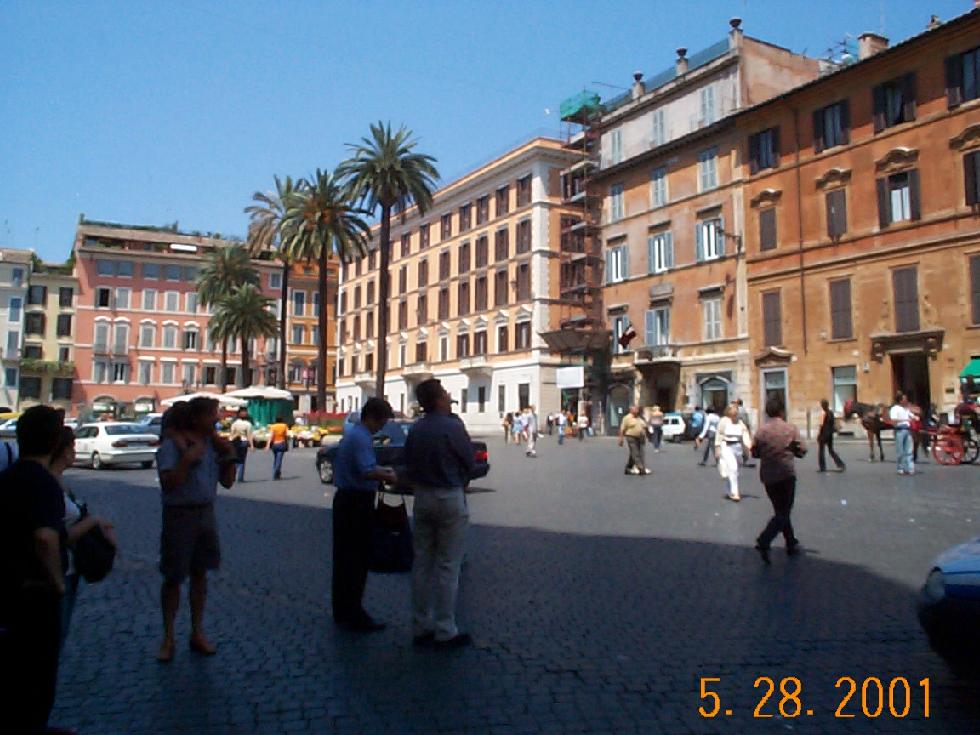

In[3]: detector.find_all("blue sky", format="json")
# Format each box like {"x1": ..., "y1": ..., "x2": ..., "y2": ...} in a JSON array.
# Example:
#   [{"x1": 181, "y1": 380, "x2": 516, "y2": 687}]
[{"x1": 1, "y1": 0, "x2": 971, "y2": 261}]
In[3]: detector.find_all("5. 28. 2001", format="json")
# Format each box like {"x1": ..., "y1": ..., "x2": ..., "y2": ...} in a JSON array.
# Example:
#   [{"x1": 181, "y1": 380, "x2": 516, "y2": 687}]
[{"x1": 698, "y1": 676, "x2": 931, "y2": 719}]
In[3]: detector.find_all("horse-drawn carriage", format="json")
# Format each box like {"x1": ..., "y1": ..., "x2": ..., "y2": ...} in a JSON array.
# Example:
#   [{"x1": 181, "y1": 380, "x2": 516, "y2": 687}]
[{"x1": 928, "y1": 366, "x2": 980, "y2": 466}]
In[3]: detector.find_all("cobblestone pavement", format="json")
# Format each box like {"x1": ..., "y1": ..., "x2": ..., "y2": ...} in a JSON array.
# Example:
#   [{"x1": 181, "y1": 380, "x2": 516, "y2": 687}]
[{"x1": 52, "y1": 435, "x2": 980, "y2": 734}]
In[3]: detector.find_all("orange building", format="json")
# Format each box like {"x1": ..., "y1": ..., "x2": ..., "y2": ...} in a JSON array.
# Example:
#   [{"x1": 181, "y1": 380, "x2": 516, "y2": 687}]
[
  {"x1": 739, "y1": 9, "x2": 980, "y2": 433},
  {"x1": 281, "y1": 258, "x2": 338, "y2": 413},
  {"x1": 555, "y1": 19, "x2": 821, "y2": 431}
]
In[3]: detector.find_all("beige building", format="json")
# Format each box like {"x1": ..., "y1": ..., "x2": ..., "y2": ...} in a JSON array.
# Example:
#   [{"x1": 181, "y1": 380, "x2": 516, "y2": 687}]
[
  {"x1": 335, "y1": 137, "x2": 582, "y2": 432},
  {"x1": 20, "y1": 265, "x2": 78, "y2": 411}
]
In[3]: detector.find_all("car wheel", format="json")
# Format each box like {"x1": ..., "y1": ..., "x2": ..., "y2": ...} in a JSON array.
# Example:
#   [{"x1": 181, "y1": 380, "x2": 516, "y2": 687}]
[
  {"x1": 318, "y1": 461, "x2": 333, "y2": 484},
  {"x1": 91, "y1": 452, "x2": 103, "y2": 470},
  {"x1": 141, "y1": 460, "x2": 153, "y2": 469}
]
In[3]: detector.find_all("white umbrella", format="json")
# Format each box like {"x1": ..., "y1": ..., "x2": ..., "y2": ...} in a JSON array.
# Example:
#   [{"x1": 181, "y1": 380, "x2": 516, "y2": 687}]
[
  {"x1": 160, "y1": 391, "x2": 247, "y2": 408},
  {"x1": 224, "y1": 386, "x2": 293, "y2": 401}
]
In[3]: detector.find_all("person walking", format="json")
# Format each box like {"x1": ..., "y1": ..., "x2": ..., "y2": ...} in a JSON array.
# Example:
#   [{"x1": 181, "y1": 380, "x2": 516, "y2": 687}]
[
  {"x1": 618, "y1": 406, "x2": 650, "y2": 475},
  {"x1": 648, "y1": 405, "x2": 665, "y2": 452},
  {"x1": 511, "y1": 411, "x2": 523, "y2": 446},
  {"x1": 229, "y1": 408, "x2": 254, "y2": 482},
  {"x1": 715, "y1": 404, "x2": 752, "y2": 502},
  {"x1": 524, "y1": 406, "x2": 539, "y2": 458},
  {"x1": 690, "y1": 406, "x2": 705, "y2": 449},
  {"x1": 0, "y1": 406, "x2": 75, "y2": 735},
  {"x1": 890, "y1": 392, "x2": 917, "y2": 476},
  {"x1": 577, "y1": 412, "x2": 589, "y2": 441},
  {"x1": 736, "y1": 398, "x2": 755, "y2": 467},
  {"x1": 155, "y1": 397, "x2": 236, "y2": 663},
  {"x1": 697, "y1": 407, "x2": 720, "y2": 466},
  {"x1": 817, "y1": 399, "x2": 846, "y2": 472},
  {"x1": 405, "y1": 379, "x2": 476, "y2": 649},
  {"x1": 331, "y1": 398, "x2": 397, "y2": 632},
  {"x1": 266, "y1": 415, "x2": 290, "y2": 480},
  {"x1": 752, "y1": 397, "x2": 805, "y2": 564},
  {"x1": 557, "y1": 409, "x2": 568, "y2": 445},
  {"x1": 502, "y1": 413, "x2": 512, "y2": 444}
]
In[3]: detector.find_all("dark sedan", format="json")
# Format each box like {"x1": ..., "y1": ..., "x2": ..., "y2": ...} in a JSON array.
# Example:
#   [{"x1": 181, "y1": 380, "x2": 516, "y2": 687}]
[{"x1": 316, "y1": 418, "x2": 490, "y2": 490}]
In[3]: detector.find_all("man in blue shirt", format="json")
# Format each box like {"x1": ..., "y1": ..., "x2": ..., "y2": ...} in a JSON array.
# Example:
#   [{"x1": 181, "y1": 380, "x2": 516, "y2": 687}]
[
  {"x1": 405, "y1": 379, "x2": 476, "y2": 649},
  {"x1": 331, "y1": 397, "x2": 396, "y2": 632}
]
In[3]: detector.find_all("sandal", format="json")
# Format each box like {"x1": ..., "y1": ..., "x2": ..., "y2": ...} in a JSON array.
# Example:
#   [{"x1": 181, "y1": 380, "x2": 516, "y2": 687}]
[
  {"x1": 190, "y1": 635, "x2": 217, "y2": 655},
  {"x1": 156, "y1": 639, "x2": 176, "y2": 663}
]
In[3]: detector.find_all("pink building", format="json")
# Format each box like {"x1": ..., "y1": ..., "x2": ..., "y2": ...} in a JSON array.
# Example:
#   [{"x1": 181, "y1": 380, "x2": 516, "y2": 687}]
[{"x1": 72, "y1": 219, "x2": 281, "y2": 415}]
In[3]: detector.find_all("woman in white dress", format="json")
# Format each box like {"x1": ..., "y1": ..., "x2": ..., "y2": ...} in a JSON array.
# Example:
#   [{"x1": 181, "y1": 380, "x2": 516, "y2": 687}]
[{"x1": 715, "y1": 403, "x2": 752, "y2": 502}]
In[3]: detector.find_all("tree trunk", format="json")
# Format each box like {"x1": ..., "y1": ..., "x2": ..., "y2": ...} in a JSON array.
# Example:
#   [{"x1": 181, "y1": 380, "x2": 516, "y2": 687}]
[
  {"x1": 374, "y1": 204, "x2": 391, "y2": 399},
  {"x1": 240, "y1": 334, "x2": 250, "y2": 389},
  {"x1": 278, "y1": 260, "x2": 289, "y2": 389},
  {"x1": 220, "y1": 337, "x2": 228, "y2": 391},
  {"x1": 317, "y1": 246, "x2": 329, "y2": 413}
]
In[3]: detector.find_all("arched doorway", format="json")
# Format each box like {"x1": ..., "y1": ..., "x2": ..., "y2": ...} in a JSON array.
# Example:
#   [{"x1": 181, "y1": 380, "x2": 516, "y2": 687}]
[{"x1": 699, "y1": 376, "x2": 731, "y2": 413}]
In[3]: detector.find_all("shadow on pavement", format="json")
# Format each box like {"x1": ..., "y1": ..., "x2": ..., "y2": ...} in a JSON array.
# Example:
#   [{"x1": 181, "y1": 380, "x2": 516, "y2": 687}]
[{"x1": 51, "y1": 483, "x2": 980, "y2": 735}]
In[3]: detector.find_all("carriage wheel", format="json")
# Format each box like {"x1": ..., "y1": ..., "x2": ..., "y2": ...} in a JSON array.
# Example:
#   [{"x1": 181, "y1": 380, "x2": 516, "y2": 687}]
[
  {"x1": 962, "y1": 439, "x2": 980, "y2": 465},
  {"x1": 932, "y1": 433, "x2": 965, "y2": 466}
]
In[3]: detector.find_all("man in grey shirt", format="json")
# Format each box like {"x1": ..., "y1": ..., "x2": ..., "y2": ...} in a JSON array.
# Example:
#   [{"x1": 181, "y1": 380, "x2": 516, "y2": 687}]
[
  {"x1": 405, "y1": 379, "x2": 476, "y2": 649},
  {"x1": 155, "y1": 397, "x2": 235, "y2": 663}
]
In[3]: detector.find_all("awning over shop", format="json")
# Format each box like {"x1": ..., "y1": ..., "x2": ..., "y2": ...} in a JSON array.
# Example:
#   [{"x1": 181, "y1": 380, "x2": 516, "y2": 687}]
[
  {"x1": 961, "y1": 359, "x2": 980, "y2": 379},
  {"x1": 540, "y1": 328, "x2": 611, "y2": 354}
]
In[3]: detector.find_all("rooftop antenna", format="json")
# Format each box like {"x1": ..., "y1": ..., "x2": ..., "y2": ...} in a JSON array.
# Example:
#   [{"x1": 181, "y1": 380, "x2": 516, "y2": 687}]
[{"x1": 591, "y1": 81, "x2": 628, "y2": 91}]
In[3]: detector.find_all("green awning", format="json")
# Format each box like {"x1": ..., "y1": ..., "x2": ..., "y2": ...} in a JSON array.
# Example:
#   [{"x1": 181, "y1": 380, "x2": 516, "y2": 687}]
[{"x1": 962, "y1": 359, "x2": 980, "y2": 379}]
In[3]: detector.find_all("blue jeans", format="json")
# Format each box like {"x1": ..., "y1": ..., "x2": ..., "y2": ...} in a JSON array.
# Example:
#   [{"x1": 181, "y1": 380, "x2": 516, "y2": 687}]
[
  {"x1": 895, "y1": 428, "x2": 914, "y2": 473},
  {"x1": 272, "y1": 442, "x2": 287, "y2": 479},
  {"x1": 558, "y1": 428, "x2": 565, "y2": 445},
  {"x1": 233, "y1": 439, "x2": 248, "y2": 481}
]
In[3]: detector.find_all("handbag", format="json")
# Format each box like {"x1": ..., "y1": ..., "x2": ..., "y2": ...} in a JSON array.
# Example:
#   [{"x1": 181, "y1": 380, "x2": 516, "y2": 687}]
[
  {"x1": 369, "y1": 493, "x2": 413, "y2": 574},
  {"x1": 67, "y1": 492, "x2": 116, "y2": 584}
]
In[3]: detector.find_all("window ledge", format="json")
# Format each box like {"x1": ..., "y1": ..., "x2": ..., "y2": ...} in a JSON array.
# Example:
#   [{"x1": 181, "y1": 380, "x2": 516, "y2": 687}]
[{"x1": 826, "y1": 337, "x2": 857, "y2": 344}]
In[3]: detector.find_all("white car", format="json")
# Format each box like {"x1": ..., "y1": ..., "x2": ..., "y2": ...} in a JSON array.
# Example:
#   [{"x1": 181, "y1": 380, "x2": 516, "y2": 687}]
[
  {"x1": 662, "y1": 413, "x2": 687, "y2": 442},
  {"x1": 74, "y1": 422, "x2": 159, "y2": 469}
]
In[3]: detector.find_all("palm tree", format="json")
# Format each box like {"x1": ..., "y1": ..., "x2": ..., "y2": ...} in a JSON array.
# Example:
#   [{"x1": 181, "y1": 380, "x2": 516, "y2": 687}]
[
  {"x1": 338, "y1": 121, "x2": 439, "y2": 397},
  {"x1": 245, "y1": 175, "x2": 299, "y2": 389},
  {"x1": 197, "y1": 245, "x2": 259, "y2": 390},
  {"x1": 281, "y1": 169, "x2": 371, "y2": 411},
  {"x1": 208, "y1": 284, "x2": 279, "y2": 389}
]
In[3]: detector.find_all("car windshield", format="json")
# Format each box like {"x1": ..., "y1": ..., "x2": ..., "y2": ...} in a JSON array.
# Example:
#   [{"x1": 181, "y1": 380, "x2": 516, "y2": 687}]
[
  {"x1": 104, "y1": 424, "x2": 149, "y2": 435},
  {"x1": 374, "y1": 422, "x2": 410, "y2": 445}
]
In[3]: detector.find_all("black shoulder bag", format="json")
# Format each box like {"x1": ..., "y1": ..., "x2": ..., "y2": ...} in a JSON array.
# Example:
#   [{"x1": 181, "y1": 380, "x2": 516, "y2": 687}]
[{"x1": 67, "y1": 490, "x2": 116, "y2": 584}]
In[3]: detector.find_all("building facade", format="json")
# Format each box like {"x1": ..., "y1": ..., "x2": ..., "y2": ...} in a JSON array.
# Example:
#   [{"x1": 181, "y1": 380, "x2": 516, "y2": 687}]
[
  {"x1": 72, "y1": 219, "x2": 281, "y2": 415},
  {"x1": 0, "y1": 248, "x2": 32, "y2": 411},
  {"x1": 19, "y1": 265, "x2": 77, "y2": 411},
  {"x1": 281, "y1": 258, "x2": 339, "y2": 413},
  {"x1": 335, "y1": 138, "x2": 581, "y2": 433},
  {"x1": 556, "y1": 20, "x2": 821, "y2": 431},
  {"x1": 739, "y1": 9, "x2": 980, "y2": 433}
]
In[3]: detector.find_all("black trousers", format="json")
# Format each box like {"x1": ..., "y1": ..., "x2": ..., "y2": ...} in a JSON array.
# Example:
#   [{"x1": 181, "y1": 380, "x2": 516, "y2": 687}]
[
  {"x1": 818, "y1": 435, "x2": 844, "y2": 470},
  {"x1": 0, "y1": 590, "x2": 62, "y2": 733},
  {"x1": 332, "y1": 489, "x2": 376, "y2": 623},
  {"x1": 757, "y1": 476, "x2": 798, "y2": 549}
]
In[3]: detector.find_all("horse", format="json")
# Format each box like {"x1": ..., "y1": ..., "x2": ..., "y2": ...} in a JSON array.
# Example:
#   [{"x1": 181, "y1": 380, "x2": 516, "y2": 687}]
[{"x1": 843, "y1": 399, "x2": 887, "y2": 462}]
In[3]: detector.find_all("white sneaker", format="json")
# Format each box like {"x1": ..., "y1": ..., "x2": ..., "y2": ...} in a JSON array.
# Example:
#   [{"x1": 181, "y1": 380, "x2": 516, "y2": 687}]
[
  {"x1": 628, "y1": 468, "x2": 640, "y2": 475},
  {"x1": 643, "y1": 469, "x2": 652, "y2": 475}
]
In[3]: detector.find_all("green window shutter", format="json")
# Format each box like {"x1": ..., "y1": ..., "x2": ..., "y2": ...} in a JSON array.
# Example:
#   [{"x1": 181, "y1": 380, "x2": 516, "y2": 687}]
[{"x1": 695, "y1": 223, "x2": 704, "y2": 262}]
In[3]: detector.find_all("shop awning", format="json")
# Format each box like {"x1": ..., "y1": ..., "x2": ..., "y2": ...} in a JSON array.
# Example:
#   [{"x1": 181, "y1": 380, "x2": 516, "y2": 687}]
[{"x1": 961, "y1": 359, "x2": 980, "y2": 379}]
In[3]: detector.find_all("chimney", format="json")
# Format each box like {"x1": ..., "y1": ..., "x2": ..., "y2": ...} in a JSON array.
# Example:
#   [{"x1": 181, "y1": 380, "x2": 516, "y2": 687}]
[
  {"x1": 729, "y1": 17, "x2": 743, "y2": 49},
  {"x1": 857, "y1": 32, "x2": 889, "y2": 60},
  {"x1": 927, "y1": 15, "x2": 941, "y2": 30},
  {"x1": 631, "y1": 71, "x2": 645, "y2": 100},
  {"x1": 676, "y1": 48, "x2": 688, "y2": 76}
]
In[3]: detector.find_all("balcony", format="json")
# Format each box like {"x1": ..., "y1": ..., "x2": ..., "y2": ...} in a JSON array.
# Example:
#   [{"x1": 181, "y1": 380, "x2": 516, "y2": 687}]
[
  {"x1": 20, "y1": 359, "x2": 75, "y2": 377},
  {"x1": 354, "y1": 371, "x2": 375, "y2": 390},
  {"x1": 402, "y1": 362, "x2": 433, "y2": 382},
  {"x1": 459, "y1": 355, "x2": 492, "y2": 378},
  {"x1": 634, "y1": 343, "x2": 680, "y2": 364}
]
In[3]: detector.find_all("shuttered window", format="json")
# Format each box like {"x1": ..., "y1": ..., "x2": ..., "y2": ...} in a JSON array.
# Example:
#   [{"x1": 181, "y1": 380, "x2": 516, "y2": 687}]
[
  {"x1": 475, "y1": 236, "x2": 488, "y2": 267},
  {"x1": 873, "y1": 74, "x2": 916, "y2": 133},
  {"x1": 475, "y1": 276, "x2": 487, "y2": 311},
  {"x1": 946, "y1": 46, "x2": 980, "y2": 109},
  {"x1": 419, "y1": 223, "x2": 430, "y2": 249},
  {"x1": 829, "y1": 279, "x2": 853, "y2": 340},
  {"x1": 441, "y1": 214, "x2": 452, "y2": 241},
  {"x1": 826, "y1": 189, "x2": 847, "y2": 238},
  {"x1": 418, "y1": 258, "x2": 428, "y2": 288},
  {"x1": 964, "y1": 152, "x2": 980, "y2": 206},
  {"x1": 892, "y1": 267, "x2": 920, "y2": 333},
  {"x1": 494, "y1": 269, "x2": 509, "y2": 307},
  {"x1": 495, "y1": 228, "x2": 509, "y2": 261},
  {"x1": 748, "y1": 127, "x2": 780, "y2": 174},
  {"x1": 439, "y1": 250, "x2": 450, "y2": 280},
  {"x1": 457, "y1": 280, "x2": 470, "y2": 316},
  {"x1": 647, "y1": 231, "x2": 674, "y2": 273},
  {"x1": 438, "y1": 288, "x2": 449, "y2": 320},
  {"x1": 971, "y1": 255, "x2": 980, "y2": 325},
  {"x1": 813, "y1": 100, "x2": 850, "y2": 152},
  {"x1": 516, "y1": 219, "x2": 531, "y2": 253},
  {"x1": 759, "y1": 208, "x2": 777, "y2": 251},
  {"x1": 876, "y1": 170, "x2": 921, "y2": 227},
  {"x1": 762, "y1": 291, "x2": 782, "y2": 347},
  {"x1": 516, "y1": 262, "x2": 531, "y2": 301}
]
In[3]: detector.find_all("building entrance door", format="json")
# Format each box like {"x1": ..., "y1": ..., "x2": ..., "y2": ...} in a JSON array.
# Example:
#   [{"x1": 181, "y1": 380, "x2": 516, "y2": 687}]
[
  {"x1": 760, "y1": 368, "x2": 788, "y2": 423},
  {"x1": 607, "y1": 384, "x2": 631, "y2": 434},
  {"x1": 891, "y1": 353, "x2": 931, "y2": 408}
]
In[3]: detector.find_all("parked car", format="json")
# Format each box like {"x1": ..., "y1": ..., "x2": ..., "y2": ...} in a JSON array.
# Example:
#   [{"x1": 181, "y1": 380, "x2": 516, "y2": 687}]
[
  {"x1": 74, "y1": 422, "x2": 160, "y2": 469},
  {"x1": 135, "y1": 412, "x2": 163, "y2": 436},
  {"x1": 918, "y1": 536, "x2": 980, "y2": 676},
  {"x1": 662, "y1": 413, "x2": 687, "y2": 442},
  {"x1": 316, "y1": 417, "x2": 490, "y2": 488},
  {"x1": 63, "y1": 417, "x2": 79, "y2": 431},
  {"x1": 0, "y1": 417, "x2": 18, "y2": 439}
]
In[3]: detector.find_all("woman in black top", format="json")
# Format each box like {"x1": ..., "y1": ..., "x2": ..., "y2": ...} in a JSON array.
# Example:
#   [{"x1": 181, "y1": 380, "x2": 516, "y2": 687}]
[{"x1": 817, "y1": 399, "x2": 846, "y2": 472}]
